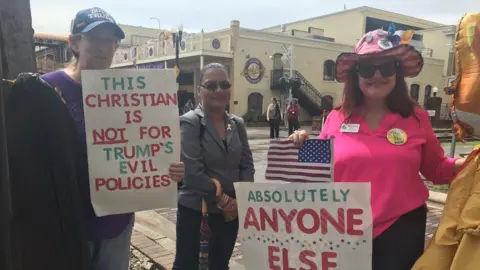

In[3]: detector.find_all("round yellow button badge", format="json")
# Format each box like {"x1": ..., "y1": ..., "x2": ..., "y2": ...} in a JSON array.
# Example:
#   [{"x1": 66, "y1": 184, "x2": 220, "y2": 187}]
[{"x1": 386, "y1": 128, "x2": 408, "y2": 145}]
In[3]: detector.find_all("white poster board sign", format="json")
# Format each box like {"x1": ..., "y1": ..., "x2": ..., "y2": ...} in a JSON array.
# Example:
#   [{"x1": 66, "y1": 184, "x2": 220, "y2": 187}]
[
  {"x1": 81, "y1": 69, "x2": 180, "y2": 216},
  {"x1": 234, "y1": 182, "x2": 372, "y2": 270}
]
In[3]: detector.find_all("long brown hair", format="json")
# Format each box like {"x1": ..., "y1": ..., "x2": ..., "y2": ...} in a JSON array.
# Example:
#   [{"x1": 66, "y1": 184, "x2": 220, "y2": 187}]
[{"x1": 336, "y1": 67, "x2": 415, "y2": 118}]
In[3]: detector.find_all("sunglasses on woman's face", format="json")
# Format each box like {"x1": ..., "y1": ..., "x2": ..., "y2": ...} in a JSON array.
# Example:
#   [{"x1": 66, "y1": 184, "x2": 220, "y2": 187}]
[
  {"x1": 357, "y1": 61, "x2": 399, "y2": 78},
  {"x1": 199, "y1": 81, "x2": 231, "y2": 91}
]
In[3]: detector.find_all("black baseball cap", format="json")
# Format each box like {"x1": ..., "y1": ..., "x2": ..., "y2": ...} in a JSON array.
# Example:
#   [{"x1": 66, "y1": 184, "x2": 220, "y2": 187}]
[{"x1": 70, "y1": 7, "x2": 125, "y2": 39}]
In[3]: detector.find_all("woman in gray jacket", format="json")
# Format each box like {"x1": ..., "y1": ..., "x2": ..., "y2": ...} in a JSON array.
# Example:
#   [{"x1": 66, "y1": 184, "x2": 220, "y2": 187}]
[{"x1": 173, "y1": 63, "x2": 255, "y2": 270}]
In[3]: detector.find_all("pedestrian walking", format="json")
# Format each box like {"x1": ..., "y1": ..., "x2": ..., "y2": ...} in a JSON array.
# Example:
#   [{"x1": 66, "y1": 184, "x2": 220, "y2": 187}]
[
  {"x1": 287, "y1": 99, "x2": 300, "y2": 135},
  {"x1": 266, "y1": 97, "x2": 281, "y2": 139}
]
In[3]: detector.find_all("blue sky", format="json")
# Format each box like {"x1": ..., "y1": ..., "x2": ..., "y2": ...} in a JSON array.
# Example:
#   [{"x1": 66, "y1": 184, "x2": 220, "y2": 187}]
[{"x1": 31, "y1": 0, "x2": 478, "y2": 34}]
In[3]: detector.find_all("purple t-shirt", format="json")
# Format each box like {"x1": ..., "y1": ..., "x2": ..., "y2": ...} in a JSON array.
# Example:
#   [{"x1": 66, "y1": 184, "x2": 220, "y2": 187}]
[{"x1": 41, "y1": 70, "x2": 133, "y2": 240}]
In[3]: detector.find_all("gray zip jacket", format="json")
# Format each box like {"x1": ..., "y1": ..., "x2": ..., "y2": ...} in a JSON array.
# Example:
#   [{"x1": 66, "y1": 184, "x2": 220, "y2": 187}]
[{"x1": 178, "y1": 105, "x2": 255, "y2": 213}]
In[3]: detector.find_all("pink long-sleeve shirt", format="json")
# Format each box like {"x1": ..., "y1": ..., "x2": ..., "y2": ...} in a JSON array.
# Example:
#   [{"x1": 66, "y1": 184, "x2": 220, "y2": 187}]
[{"x1": 319, "y1": 107, "x2": 456, "y2": 238}]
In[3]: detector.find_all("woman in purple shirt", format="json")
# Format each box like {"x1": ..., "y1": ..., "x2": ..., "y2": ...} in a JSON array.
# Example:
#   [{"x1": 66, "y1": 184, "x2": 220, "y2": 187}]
[{"x1": 40, "y1": 7, "x2": 184, "y2": 270}]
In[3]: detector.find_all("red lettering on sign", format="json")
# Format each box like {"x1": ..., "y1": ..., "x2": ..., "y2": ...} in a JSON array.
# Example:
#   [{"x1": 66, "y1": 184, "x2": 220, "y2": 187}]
[
  {"x1": 92, "y1": 128, "x2": 128, "y2": 145},
  {"x1": 95, "y1": 174, "x2": 171, "y2": 191},
  {"x1": 243, "y1": 208, "x2": 360, "y2": 236},
  {"x1": 346, "y1": 208, "x2": 364, "y2": 235},
  {"x1": 139, "y1": 126, "x2": 172, "y2": 140}
]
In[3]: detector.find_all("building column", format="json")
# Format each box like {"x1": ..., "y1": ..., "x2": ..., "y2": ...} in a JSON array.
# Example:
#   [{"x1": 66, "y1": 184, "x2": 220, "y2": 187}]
[
  {"x1": 193, "y1": 66, "x2": 198, "y2": 106},
  {"x1": 194, "y1": 57, "x2": 205, "y2": 107}
]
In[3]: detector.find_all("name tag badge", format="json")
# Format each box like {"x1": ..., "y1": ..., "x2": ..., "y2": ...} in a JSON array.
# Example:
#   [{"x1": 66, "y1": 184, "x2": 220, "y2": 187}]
[{"x1": 340, "y1": 123, "x2": 360, "y2": 133}]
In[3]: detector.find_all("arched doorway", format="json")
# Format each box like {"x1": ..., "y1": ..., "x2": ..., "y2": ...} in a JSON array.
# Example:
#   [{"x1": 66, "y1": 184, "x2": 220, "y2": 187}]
[
  {"x1": 248, "y1": 92, "x2": 264, "y2": 114},
  {"x1": 321, "y1": 95, "x2": 334, "y2": 112}
]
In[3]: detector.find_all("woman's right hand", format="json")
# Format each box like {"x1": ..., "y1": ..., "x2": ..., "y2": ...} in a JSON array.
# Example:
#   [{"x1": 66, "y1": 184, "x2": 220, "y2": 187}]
[
  {"x1": 217, "y1": 195, "x2": 238, "y2": 220},
  {"x1": 288, "y1": 130, "x2": 309, "y2": 147}
]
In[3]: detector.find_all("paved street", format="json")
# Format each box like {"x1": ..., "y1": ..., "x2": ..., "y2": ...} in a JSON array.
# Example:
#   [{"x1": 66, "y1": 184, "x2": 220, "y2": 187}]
[{"x1": 132, "y1": 127, "x2": 475, "y2": 269}]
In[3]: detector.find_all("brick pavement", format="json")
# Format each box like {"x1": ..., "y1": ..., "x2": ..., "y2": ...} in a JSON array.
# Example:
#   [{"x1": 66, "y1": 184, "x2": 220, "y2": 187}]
[
  {"x1": 130, "y1": 229, "x2": 175, "y2": 269},
  {"x1": 424, "y1": 206, "x2": 443, "y2": 247}
]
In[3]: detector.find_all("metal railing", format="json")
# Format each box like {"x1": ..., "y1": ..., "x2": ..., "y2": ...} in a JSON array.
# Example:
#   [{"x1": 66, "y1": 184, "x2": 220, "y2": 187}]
[
  {"x1": 439, "y1": 103, "x2": 451, "y2": 120},
  {"x1": 112, "y1": 34, "x2": 231, "y2": 65},
  {"x1": 420, "y1": 102, "x2": 451, "y2": 121},
  {"x1": 36, "y1": 59, "x2": 67, "y2": 73},
  {"x1": 294, "y1": 70, "x2": 323, "y2": 108},
  {"x1": 420, "y1": 48, "x2": 433, "y2": 58}
]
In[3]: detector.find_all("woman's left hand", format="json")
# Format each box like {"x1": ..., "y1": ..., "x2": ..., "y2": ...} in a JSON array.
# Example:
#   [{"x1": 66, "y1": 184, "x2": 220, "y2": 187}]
[{"x1": 168, "y1": 162, "x2": 185, "y2": 182}]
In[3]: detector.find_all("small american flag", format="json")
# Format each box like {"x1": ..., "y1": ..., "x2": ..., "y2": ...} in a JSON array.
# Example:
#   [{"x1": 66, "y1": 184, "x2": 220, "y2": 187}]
[{"x1": 266, "y1": 139, "x2": 333, "y2": 182}]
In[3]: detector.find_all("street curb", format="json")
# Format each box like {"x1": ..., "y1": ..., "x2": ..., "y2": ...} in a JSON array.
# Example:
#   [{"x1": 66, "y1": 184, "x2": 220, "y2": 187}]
[{"x1": 428, "y1": 190, "x2": 447, "y2": 205}]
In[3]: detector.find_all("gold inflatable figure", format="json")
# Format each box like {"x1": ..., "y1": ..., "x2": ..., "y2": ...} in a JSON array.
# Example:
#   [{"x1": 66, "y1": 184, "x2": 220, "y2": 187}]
[
  {"x1": 412, "y1": 13, "x2": 480, "y2": 270},
  {"x1": 445, "y1": 13, "x2": 480, "y2": 141},
  {"x1": 401, "y1": 30, "x2": 415, "y2": 45}
]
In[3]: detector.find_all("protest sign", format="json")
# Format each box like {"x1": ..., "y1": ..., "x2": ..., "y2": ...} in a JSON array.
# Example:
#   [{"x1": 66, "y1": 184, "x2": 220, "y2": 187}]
[
  {"x1": 81, "y1": 69, "x2": 179, "y2": 216},
  {"x1": 234, "y1": 182, "x2": 372, "y2": 270}
]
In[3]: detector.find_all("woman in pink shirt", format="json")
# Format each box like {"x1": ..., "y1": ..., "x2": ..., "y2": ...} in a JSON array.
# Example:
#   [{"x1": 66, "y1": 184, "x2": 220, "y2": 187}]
[{"x1": 290, "y1": 28, "x2": 465, "y2": 270}]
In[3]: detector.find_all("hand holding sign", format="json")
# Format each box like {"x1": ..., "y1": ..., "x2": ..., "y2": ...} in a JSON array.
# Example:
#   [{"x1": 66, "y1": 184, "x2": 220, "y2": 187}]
[{"x1": 168, "y1": 161, "x2": 184, "y2": 182}]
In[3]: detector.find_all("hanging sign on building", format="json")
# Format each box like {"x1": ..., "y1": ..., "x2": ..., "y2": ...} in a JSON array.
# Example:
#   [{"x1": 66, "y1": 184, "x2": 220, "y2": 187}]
[
  {"x1": 212, "y1": 38, "x2": 221, "y2": 49},
  {"x1": 81, "y1": 69, "x2": 180, "y2": 216},
  {"x1": 234, "y1": 182, "x2": 373, "y2": 270},
  {"x1": 241, "y1": 57, "x2": 266, "y2": 84}
]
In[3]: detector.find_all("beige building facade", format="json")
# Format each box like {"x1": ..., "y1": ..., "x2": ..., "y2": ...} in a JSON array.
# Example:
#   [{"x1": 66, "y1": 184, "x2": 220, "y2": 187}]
[{"x1": 111, "y1": 6, "x2": 457, "y2": 121}]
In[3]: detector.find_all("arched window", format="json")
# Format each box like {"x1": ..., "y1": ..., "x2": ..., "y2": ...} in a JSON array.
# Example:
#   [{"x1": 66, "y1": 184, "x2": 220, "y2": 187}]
[
  {"x1": 272, "y1": 53, "x2": 284, "y2": 70},
  {"x1": 323, "y1": 60, "x2": 335, "y2": 81},
  {"x1": 410, "y1": 84, "x2": 420, "y2": 102},
  {"x1": 424, "y1": 85, "x2": 432, "y2": 103}
]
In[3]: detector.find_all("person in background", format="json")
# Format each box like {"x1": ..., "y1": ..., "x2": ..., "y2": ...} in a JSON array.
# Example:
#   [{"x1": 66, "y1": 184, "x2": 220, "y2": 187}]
[
  {"x1": 39, "y1": 7, "x2": 184, "y2": 270},
  {"x1": 266, "y1": 97, "x2": 281, "y2": 139},
  {"x1": 183, "y1": 98, "x2": 195, "y2": 114},
  {"x1": 287, "y1": 99, "x2": 300, "y2": 135},
  {"x1": 289, "y1": 28, "x2": 465, "y2": 270},
  {"x1": 174, "y1": 63, "x2": 254, "y2": 270}
]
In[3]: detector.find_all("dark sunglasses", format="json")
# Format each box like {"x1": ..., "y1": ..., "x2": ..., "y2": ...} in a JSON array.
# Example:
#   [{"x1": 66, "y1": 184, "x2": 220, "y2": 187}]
[
  {"x1": 199, "y1": 81, "x2": 231, "y2": 91},
  {"x1": 357, "y1": 61, "x2": 399, "y2": 78}
]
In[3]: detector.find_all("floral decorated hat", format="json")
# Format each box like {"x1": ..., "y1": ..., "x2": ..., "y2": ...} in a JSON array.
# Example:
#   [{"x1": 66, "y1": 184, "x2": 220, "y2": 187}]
[{"x1": 335, "y1": 23, "x2": 424, "y2": 83}]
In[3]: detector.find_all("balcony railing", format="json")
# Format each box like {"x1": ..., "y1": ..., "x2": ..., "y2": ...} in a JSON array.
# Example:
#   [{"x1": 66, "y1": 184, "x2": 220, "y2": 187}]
[
  {"x1": 419, "y1": 102, "x2": 451, "y2": 121},
  {"x1": 439, "y1": 103, "x2": 451, "y2": 120},
  {"x1": 36, "y1": 58, "x2": 67, "y2": 73},
  {"x1": 294, "y1": 70, "x2": 323, "y2": 108},
  {"x1": 420, "y1": 48, "x2": 433, "y2": 58},
  {"x1": 112, "y1": 34, "x2": 231, "y2": 65}
]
